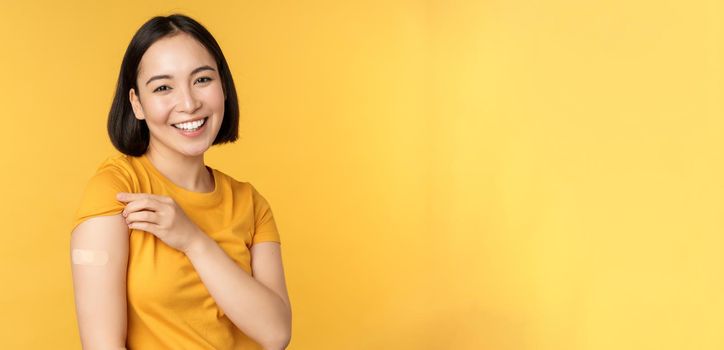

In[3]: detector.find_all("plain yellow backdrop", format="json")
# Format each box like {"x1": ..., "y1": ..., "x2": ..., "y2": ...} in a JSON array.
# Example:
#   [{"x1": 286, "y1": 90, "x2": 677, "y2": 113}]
[{"x1": 0, "y1": 0, "x2": 722, "y2": 349}]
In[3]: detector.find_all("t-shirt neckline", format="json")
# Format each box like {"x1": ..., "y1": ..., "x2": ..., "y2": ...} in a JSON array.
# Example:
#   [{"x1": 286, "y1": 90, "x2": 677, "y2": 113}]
[{"x1": 137, "y1": 153, "x2": 222, "y2": 204}]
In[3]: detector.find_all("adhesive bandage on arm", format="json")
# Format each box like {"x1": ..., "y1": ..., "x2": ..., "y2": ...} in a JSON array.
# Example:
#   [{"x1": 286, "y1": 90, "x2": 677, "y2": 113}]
[{"x1": 71, "y1": 248, "x2": 109, "y2": 266}]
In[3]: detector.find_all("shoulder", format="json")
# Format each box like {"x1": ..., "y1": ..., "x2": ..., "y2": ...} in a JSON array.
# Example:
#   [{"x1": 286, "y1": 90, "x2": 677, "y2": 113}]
[
  {"x1": 215, "y1": 169, "x2": 253, "y2": 195},
  {"x1": 72, "y1": 154, "x2": 136, "y2": 233},
  {"x1": 208, "y1": 167, "x2": 275, "y2": 205},
  {"x1": 228, "y1": 177, "x2": 266, "y2": 200},
  {"x1": 216, "y1": 172, "x2": 281, "y2": 242},
  {"x1": 218, "y1": 171, "x2": 272, "y2": 205},
  {"x1": 96, "y1": 154, "x2": 135, "y2": 178},
  {"x1": 81, "y1": 154, "x2": 138, "y2": 197}
]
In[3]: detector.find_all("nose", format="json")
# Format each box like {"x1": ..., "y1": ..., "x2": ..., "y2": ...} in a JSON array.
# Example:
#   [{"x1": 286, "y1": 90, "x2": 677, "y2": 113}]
[{"x1": 176, "y1": 84, "x2": 201, "y2": 114}]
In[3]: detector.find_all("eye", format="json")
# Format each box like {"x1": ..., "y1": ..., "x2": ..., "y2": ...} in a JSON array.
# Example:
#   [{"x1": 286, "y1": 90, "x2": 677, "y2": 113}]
[
  {"x1": 153, "y1": 85, "x2": 171, "y2": 93},
  {"x1": 195, "y1": 76, "x2": 212, "y2": 84}
]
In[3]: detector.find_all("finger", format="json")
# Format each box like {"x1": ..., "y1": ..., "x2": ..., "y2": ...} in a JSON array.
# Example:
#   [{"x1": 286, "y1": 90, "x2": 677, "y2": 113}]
[
  {"x1": 128, "y1": 220, "x2": 159, "y2": 233},
  {"x1": 125, "y1": 210, "x2": 158, "y2": 225},
  {"x1": 121, "y1": 197, "x2": 160, "y2": 216}
]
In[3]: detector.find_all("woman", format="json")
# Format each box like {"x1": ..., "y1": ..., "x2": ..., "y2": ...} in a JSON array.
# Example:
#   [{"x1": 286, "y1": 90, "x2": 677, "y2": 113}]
[{"x1": 69, "y1": 14, "x2": 291, "y2": 350}]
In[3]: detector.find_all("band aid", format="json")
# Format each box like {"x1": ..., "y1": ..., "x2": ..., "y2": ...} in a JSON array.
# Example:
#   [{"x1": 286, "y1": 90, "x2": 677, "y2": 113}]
[{"x1": 72, "y1": 248, "x2": 109, "y2": 266}]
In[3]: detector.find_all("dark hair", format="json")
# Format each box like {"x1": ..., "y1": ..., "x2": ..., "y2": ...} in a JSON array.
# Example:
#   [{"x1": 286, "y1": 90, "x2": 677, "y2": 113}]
[{"x1": 108, "y1": 14, "x2": 239, "y2": 156}]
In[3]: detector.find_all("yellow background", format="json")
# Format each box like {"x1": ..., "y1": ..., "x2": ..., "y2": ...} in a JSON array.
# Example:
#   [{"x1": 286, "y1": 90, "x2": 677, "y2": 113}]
[{"x1": 0, "y1": 0, "x2": 722, "y2": 349}]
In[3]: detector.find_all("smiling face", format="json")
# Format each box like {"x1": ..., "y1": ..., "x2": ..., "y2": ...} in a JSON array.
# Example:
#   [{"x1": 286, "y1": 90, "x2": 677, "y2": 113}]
[{"x1": 129, "y1": 32, "x2": 225, "y2": 158}]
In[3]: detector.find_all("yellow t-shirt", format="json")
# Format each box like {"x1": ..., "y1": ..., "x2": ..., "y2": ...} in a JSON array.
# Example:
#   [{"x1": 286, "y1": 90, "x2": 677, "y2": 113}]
[{"x1": 71, "y1": 153, "x2": 281, "y2": 350}]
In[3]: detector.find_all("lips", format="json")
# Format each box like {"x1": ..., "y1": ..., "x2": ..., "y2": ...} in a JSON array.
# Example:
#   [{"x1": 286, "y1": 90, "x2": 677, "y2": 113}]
[
  {"x1": 173, "y1": 117, "x2": 209, "y2": 137},
  {"x1": 172, "y1": 117, "x2": 207, "y2": 134},
  {"x1": 172, "y1": 116, "x2": 207, "y2": 126}
]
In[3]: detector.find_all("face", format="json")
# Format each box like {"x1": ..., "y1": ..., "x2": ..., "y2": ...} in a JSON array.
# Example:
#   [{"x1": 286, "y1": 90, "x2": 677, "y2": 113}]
[{"x1": 129, "y1": 32, "x2": 225, "y2": 158}]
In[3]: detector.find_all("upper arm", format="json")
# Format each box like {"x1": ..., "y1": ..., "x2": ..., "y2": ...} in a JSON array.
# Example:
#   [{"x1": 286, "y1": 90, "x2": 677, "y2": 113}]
[
  {"x1": 248, "y1": 184, "x2": 289, "y2": 308},
  {"x1": 250, "y1": 242, "x2": 291, "y2": 310},
  {"x1": 70, "y1": 214, "x2": 129, "y2": 349}
]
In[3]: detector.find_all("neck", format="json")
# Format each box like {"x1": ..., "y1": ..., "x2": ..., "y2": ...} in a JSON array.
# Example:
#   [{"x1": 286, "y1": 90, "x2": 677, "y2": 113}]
[{"x1": 144, "y1": 142, "x2": 214, "y2": 193}]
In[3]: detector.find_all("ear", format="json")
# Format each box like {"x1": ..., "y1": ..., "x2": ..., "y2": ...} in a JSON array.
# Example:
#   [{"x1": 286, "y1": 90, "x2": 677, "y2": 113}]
[{"x1": 129, "y1": 88, "x2": 146, "y2": 121}]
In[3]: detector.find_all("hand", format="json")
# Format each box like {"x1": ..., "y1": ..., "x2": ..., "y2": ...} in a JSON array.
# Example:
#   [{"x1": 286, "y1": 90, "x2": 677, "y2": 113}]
[{"x1": 116, "y1": 192, "x2": 203, "y2": 254}]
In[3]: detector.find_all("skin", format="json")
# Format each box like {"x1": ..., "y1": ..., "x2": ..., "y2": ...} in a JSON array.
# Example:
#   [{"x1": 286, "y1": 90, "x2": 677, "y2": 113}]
[
  {"x1": 117, "y1": 192, "x2": 201, "y2": 252},
  {"x1": 129, "y1": 31, "x2": 225, "y2": 193},
  {"x1": 120, "y1": 32, "x2": 291, "y2": 348},
  {"x1": 125, "y1": 31, "x2": 224, "y2": 255}
]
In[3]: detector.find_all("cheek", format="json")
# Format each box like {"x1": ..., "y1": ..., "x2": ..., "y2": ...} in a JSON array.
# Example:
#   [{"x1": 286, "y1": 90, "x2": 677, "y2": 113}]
[
  {"x1": 202, "y1": 84, "x2": 226, "y2": 111},
  {"x1": 143, "y1": 97, "x2": 174, "y2": 123}
]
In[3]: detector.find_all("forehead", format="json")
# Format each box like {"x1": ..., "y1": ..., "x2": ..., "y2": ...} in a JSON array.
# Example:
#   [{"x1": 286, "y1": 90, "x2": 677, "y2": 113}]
[{"x1": 137, "y1": 33, "x2": 216, "y2": 77}]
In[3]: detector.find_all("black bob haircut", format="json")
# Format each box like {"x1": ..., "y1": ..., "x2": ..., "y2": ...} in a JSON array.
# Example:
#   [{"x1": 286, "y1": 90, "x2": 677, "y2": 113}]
[{"x1": 108, "y1": 14, "x2": 239, "y2": 156}]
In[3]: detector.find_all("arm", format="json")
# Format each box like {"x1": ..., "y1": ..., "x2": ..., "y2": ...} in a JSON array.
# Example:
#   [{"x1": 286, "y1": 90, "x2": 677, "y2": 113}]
[
  {"x1": 70, "y1": 214, "x2": 129, "y2": 350},
  {"x1": 184, "y1": 235, "x2": 292, "y2": 350}
]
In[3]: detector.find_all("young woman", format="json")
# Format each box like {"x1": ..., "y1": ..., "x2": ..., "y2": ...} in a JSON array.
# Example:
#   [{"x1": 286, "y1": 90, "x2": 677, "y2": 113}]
[{"x1": 69, "y1": 14, "x2": 291, "y2": 350}]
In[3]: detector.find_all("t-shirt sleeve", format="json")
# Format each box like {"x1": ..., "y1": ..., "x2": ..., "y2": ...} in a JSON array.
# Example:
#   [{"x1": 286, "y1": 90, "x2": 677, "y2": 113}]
[
  {"x1": 71, "y1": 160, "x2": 133, "y2": 233},
  {"x1": 250, "y1": 184, "x2": 281, "y2": 245}
]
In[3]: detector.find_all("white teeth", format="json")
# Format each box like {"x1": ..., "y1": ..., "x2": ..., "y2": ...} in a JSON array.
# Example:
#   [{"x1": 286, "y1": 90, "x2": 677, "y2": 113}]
[{"x1": 173, "y1": 118, "x2": 206, "y2": 130}]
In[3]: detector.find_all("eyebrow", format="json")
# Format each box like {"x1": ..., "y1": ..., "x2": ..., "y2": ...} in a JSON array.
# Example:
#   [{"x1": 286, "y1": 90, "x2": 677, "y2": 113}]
[{"x1": 145, "y1": 65, "x2": 216, "y2": 86}]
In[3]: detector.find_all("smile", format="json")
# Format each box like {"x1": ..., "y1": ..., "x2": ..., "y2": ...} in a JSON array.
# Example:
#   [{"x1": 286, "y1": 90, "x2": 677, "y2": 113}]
[
  {"x1": 172, "y1": 116, "x2": 209, "y2": 137},
  {"x1": 173, "y1": 116, "x2": 207, "y2": 131}
]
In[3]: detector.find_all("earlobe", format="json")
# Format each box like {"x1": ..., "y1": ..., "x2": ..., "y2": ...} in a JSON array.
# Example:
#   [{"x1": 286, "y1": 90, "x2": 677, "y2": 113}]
[{"x1": 129, "y1": 88, "x2": 145, "y2": 121}]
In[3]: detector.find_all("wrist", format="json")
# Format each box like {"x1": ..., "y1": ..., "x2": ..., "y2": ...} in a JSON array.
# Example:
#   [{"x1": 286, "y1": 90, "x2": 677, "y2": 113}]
[{"x1": 184, "y1": 229, "x2": 210, "y2": 258}]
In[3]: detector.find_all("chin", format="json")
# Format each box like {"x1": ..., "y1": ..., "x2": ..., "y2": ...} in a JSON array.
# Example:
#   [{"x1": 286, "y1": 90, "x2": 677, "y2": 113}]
[{"x1": 179, "y1": 144, "x2": 211, "y2": 157}]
